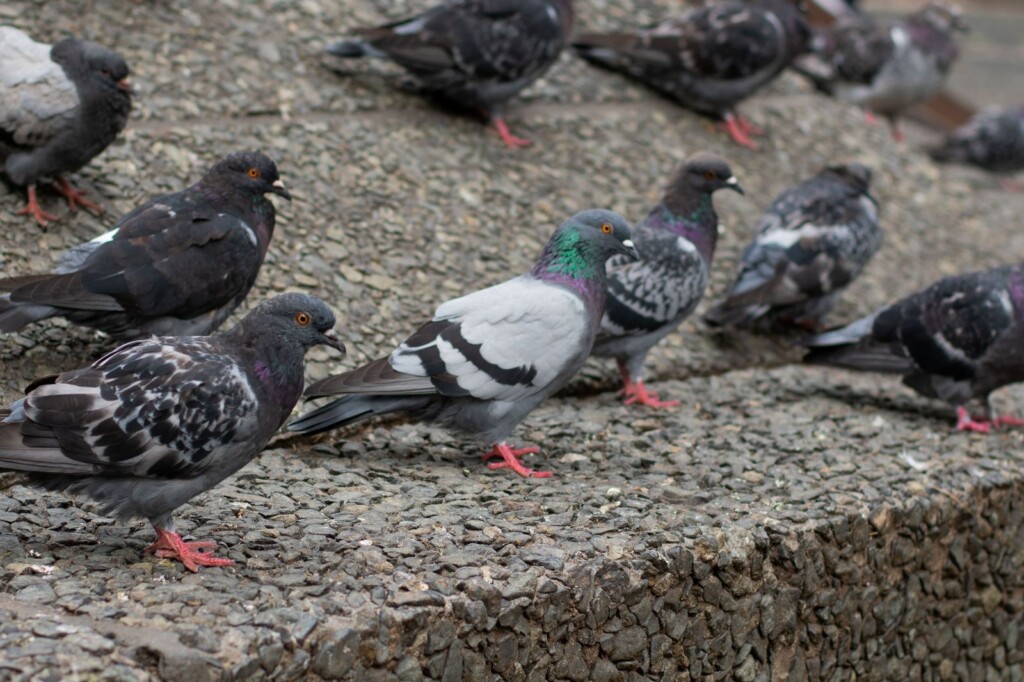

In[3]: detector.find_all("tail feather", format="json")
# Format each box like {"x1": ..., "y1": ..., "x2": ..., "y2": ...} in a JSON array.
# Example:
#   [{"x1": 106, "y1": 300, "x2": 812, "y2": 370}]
[
  {"x1": 801, "y1": 313, "x2": 912, "y2": 374},
  {"x1": 702, "y1": 300, "x2": 770, "y2": 328},
  {"x1": 325, "y1": 39, "x2": 387, "y2": 59},
  {"x1": 0, "y1": 421, "x2": 95, "y2": 475},
  {"x1": 288, "y1": 394, "x2": 432, "y2": 436},
  {"x1": 0, "y1": 295, "x2": 56, "y2": 333}
]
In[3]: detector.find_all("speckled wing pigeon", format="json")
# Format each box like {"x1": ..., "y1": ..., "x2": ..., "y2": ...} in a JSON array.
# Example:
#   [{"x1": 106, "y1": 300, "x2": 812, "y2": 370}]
[
  {"x1": 0, "y1": 27, "x2": 132, "y2": 227},
  {"x1": 796, "y1": 2, "x2": 966, "y2": 141},
  {"x1": 0, "y1": 293, "x2": 344, "y2": 572},
  {"x1": 929, "y1": 104, "x2": 1024, "y2": 177},
  {"x1": 573, "y1": 0, "x2": 809, "y2": 149},
  {"x1": 325, "y1": 0, "x2": 574, "y2": 149},
  {"x1": 0, "y1": 151, "x2": 291, "y2": 340},
  {"x1": 290, "y1": 210, "x2": 637, "y2": 478},
  {"x1": 803, "y1": 265, "x2": 1024, "y2": 433},
  {"x1": 704, "y1": 163, "x2": 879, "y2": 331},
  {"x1": 592, "y1": 153, "x2": 742, "y2": 409}
]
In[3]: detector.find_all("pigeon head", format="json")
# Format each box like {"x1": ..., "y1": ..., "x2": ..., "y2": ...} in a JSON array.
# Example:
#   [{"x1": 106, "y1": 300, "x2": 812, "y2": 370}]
[
  {"x1": 205, "y1": 151, "x2": 292, "y2": 201},
  {"x1": 242, "y1": 293, "x2": 344, "y2": 354},
  {"x1": 825, "y1": 162, "x2": 873, "y2": 193},
  {"x1": 917, "y1": 2, "x2": 969, "y2": 34},
  {"x1": 672, "y1": 152, "x2": 744, "y2": 199},
  {"x1": 534, "y1": 210, "x2": 637, "y2": 283},
  {"x1": 51, "y1": 38, "x2": 131, "y2": 93}
]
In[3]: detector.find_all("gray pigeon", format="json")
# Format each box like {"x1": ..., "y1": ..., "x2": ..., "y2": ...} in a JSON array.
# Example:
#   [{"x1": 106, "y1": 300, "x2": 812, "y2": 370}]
[
  {"x1": 797, "y1": 2, "x2": 966, "y2": 141},
  {"x1": 0, "y1": 293, "x2": 344, "y2": 572},
  {"x1": 290, "y1": 210, "x2": 637, "y2": 478},
  {"x1": 325, "y1": 0, "x2": 574, "y2": 149},
  {"x1": 803, "y1": 265, "x2": 1024, "y2": 433},
  {"x1": 929, "y1": 104, "x2": 1024, "y2": 177},
  {"x1": 704, "y1": 163, "x2": 879, "y2": 331},
  {"x1": 0, "y1": 151, "x2": 291, "y2": 340},
  {"x1": 0, "y1": 27, "x2": 132, "y2": 227},
  {"x1": 573, "y1": 0, "x2": 809, "y2": 149},
  {"x1": 592, "y1": 153, "x2": 743, "y2": 408}
]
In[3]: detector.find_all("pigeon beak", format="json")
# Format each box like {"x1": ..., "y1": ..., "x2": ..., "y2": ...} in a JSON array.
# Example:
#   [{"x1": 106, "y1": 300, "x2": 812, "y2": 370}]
[
  {"x1": 321, "y1": 328, "x2": 345, "y2": 353},
  {"x1": 622, "y1": 239, "x2": 639, "y2": 261},
  {"x1": 725, "y1": 176, "x2": 745, "y2": 195},
  {"x1": 271, "y1": 179, "x2": 292, "y2": 201},
  {"x1": 116, "y1": 77, "x2": 133, "y2": 94}
]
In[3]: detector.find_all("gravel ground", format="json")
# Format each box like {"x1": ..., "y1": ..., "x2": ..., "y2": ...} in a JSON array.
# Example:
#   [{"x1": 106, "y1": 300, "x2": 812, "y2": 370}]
[{"x1": 2, "y1": 1, "x2": 1024, "y2": 680}]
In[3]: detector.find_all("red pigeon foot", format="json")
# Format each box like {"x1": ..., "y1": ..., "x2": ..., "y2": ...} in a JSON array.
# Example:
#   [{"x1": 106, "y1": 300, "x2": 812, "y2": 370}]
[
  {"x1": 493, "y1": 118, "x2": 532, "y2": 149},
  {"x1": 54, "y1": 175, "x2": 104, "y2": 215},
  {"x1": 993, "y1": 414, "x2": 1024, "y2": 428},
  {"x1": 482, "y1": 442, "x2": 551, "y2": 478},
  {"x1": 15, "y1": 186, "x2": 58, "y2": 228},
  {"x1": 144, "y1": 526, "x2": 235, "y2": 573},
  {"x1": 719, "y1": 113, "x2": 758, "y2": 150},
  {"x1": 735, "y1": 114, "x2": 765, "y2": 136},
  {"x1": 955, "y1": 406, "x2": 991, "y2": 434},
  {"x1": 622, "y1": 379, "x2": 679, "y2": 409}
]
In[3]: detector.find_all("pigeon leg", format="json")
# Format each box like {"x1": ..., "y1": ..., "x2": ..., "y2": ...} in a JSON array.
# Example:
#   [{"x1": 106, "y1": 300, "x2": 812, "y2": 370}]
[
  {"x1": 955, "y1": 406, "x2": 991, "y2": 434},
  {"x1": 493, "y1": 118, "x2": 533, "y2": 149},
  {"x1": 482, "y1": 442, "x2": 552, "y2": 478},
  {"x1": 14, "y1": 186, "x2": 58, "y2": 228},
  {"x1": 53, "y1": 175, "x2": 104, "y2": 215},
  {"x1": 718, "y1": 112, "x2": 759, "y2": 150},
  {"x1": 144, "y1": 526, "x2": 235, "y2": 573},
  {"x1": 618, "y1": 360, "x2": 679, "y2": 408}
]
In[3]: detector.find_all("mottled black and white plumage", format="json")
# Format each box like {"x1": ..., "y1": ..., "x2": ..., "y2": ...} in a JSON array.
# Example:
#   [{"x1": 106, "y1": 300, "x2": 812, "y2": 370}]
[
  {"x1": 290, "y1": 210, "x2": 637, "y2": 478},
  {"x1": 0, "y1": 293, "x2": 344, "y2": 571},
  {"x1": 573, "y1": 0, "x2": 809, "y2": 149},
  {"x1": 704, "y1": 163, "x2": 879, "y2": 331},
  {"x1": 0, "y1": 151, "x2": 292, "y2": 340},
  {"x1": 929, "y1": 104, "x2": 1024, "y2": 174},
  {"x1": 803, "y1": 265, "x2": 1024, "y2": 432},
  {"x1": 592, "y1": 153, "x2": 743, "y2": 408},
  {"x1": 325, "y1": 0, "x2": 574, "y2": 148},
  {"x1": 0, "y1": 27, "x2": 132, "y2": 226},
  {"x1": 797, "y1": 2, "x2": 966, "y2": 138}
]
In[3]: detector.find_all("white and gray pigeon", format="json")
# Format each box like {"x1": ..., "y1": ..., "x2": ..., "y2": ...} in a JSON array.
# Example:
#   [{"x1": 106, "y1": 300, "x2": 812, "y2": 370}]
[
  {"x1": 929, "y1": 104, "x2": 1024, "y2": 178},
  {"x1": 0, "y1": 27, "x2": 132, "y2": 227},
  {"x1": 0, "y1": 151, "x2": 291, "y2": 340},
  {"x1": 797, "y1": 2, "x2": 966, "y2": 141},
  {"x1": 573, "y1": 0, "x2": 810, "y2": 149},
  {"x1": 324, "y1": 0, "x2": 574, "y2": 149},
  {"x1": 0, "y1": 293, "x2": 344, "y2": 572},
  {"x1": 704, "y1": 163, "x2": 879, "y2": 331},
  {"x1": 803, "y1": 265, "x2": 1024, "y2": 433},
  {"x1": 290, "y1": 210, "x2": 637, "y2": 478},
  {"x1": 592, "y1": 153, "x2": 743, "y2": 408}
]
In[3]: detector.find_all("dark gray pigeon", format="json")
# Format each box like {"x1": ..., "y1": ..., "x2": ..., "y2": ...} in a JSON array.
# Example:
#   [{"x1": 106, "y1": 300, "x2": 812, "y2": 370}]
[
  {"x1": 704, "y1": 163, "x2": 879, "y2": 331},
  {"x1": 325, "y1": 0, "x2": 574, "y2": 149},
  {"x1": 290, "y1": 210, "x2": 636, "y2": 478},
  {"x1": 0, "y1": 151, "x2": 291, "y2": 340},
  {"x1": 0, "y1": 27, "x2": 132, "y2": 227},
  {"x1": 796, "y1": 2, "x2": 966, "y2": 141},
  {"x1": 0, "y1": 293, "x2": 344, "y2": 572},
  {"x1": 592, "y1": 153, "x2": 743, "y2": 408},
  {"x1": 573, "y1": 0, "x2": 809, "y2": 149},
  {"x1": 929, "y1": 104, "x2": 1024, "y2": 177},
  {"x1": 803, "y1": 265, "x2": 1024, "y2": 433}
]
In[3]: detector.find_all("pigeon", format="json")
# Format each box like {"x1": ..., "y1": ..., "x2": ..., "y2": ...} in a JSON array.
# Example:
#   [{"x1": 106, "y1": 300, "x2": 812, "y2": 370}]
[
  {"x1": 803, "y1": 265, "x2": 1024, "y2": 433},
  {"x1": 325, "y1": 0, "x2": 574, "y2": 149},
  {"x1": 289, "y1": 210, "x2": 637, "y2": 478},
  {"x1": 591, "y1": 153, "x2": 743, "y2": 408},
  {"x1": 0, "y1": 27, "x2": 132, "y2": 227},
  {"x1": 0, "y1": 151, "x2": 291, "y2": 340},
  {"x1": 0, "y1": 293, "x2": 344, "y2": 572},
  {"x1": 704, "y1": 163, "x2": 879, "y2": 331},
  {"x1": 573, "y1": 0, "x2": 810, "y2": 149},
  {"x1": 928, "y1": 104, "x2": 1024, "y2": 178},
  {"x1": 796, "y1": 2, "x2": 967, "y2": 141}
]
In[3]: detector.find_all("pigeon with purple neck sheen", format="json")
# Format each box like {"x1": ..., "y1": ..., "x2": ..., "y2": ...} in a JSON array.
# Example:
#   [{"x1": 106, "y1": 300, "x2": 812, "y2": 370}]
[
  {"x1": 592, "y1": 153, "x2": 743, "y2": 408},
  {"x1": 290, "y1": 210, "x2": 637, "y2": 478},
  {"x1": 0, "y1": 27, "x2": 132, "y2": 227},
  {"x1": 325, "y1": 0, "x2": 574, "y2": 149},
  {"x1": 929, "y1": 104, "x2": 1024, "y2": 178},
  {"x1": 803, "y1": 265, "x2": 1024, "y2": 433},
  {"x1": 0, "y1": 151, "x2": 291, "y2": 340},
  {"x1": 0, "y1": 293, "x2": 344, "y2": 572},
  {"x1": 573, "y1": 0, "x2": 810, "y2": 150},
  {"x1": 704, "y1": 163, "x2": 879, "y2": 331}
]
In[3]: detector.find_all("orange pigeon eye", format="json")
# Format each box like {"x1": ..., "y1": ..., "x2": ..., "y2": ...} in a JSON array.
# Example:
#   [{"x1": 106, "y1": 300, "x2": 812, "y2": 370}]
[
  {"x1": 248, "y1": 168, "x2": 261, "y2": 179},
  {"x1": 703, "y1": 170, "x2": 716, "y2": 180},
  {"x1": 601, "y1": 223, "x2": 613, "y2": 234},
  {"x1": 296, "y1": 312, "x2": 311, "y2": 326}
]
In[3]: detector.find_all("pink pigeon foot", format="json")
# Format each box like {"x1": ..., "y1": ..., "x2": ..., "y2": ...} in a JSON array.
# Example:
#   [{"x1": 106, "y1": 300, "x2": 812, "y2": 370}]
[
  {"x1": 622, "y1": 379, "x2": 680, "y2": 409},
  {"x1": 482, "y1": 442, "x2": 551, "y2": 478},
  {"x1": 863, "y1": 110, "x2": 879, "y2": 126},
  {"x1": 719, "y1": 112, "x2": 758, "y2": 150},
  {"x1": 993, "y1": 414, "x2": 1024, "y2": 428},
  {"x1": 15, "y1": 186, "x2": 58, "y2": 228},
  {"x1": 144, "y1": 526, "x2": 235, "y2": 573},
  {"x1": 53, "y1": 175, "x2": 104, "y2": 215},
  {"x1": 735, "y1": 114, "x2": 766, "y2": 137},
  {"x1": 955, "y1": 406, "x2": 991, "y2": 433},
  {"x1": 493, "y1": 118, "x2": 532, "y2": 149}
]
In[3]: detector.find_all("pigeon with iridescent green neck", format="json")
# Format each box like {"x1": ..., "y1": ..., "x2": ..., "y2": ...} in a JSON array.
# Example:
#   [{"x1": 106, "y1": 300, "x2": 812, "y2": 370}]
[
  {"x1": 592, "y1": 153, "x2": 743, "y2": 408},
  {"x1": 290, "y1": 210, "x2": 637, "y2": 478}
]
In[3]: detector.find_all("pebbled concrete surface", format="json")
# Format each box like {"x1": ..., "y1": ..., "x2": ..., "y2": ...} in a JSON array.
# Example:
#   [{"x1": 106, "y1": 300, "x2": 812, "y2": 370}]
[{"x1": 1, "y1": 1, "x2": 1023, "y2": 680}]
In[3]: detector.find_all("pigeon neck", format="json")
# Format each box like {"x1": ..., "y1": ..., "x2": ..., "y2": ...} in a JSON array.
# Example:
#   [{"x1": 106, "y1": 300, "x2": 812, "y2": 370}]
[
  {"x1": 1009, "y1": 268, "x2": 1024, "y2": 321},
  {"x1": 225, "y1": 326, "x2": 305, "y2": 422},
  {"x1": 652, "y1": 193, "x2": 719, "y2": 263},
  {"x1": 532, "y1": 230, "x2": 608, "y2": 303},
  {"x1": 198, "y1": 183, "x2": 277, "y2": 254},
  {"x1": 904, "y1": 19, "x2": 958, "y2": 70}
]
